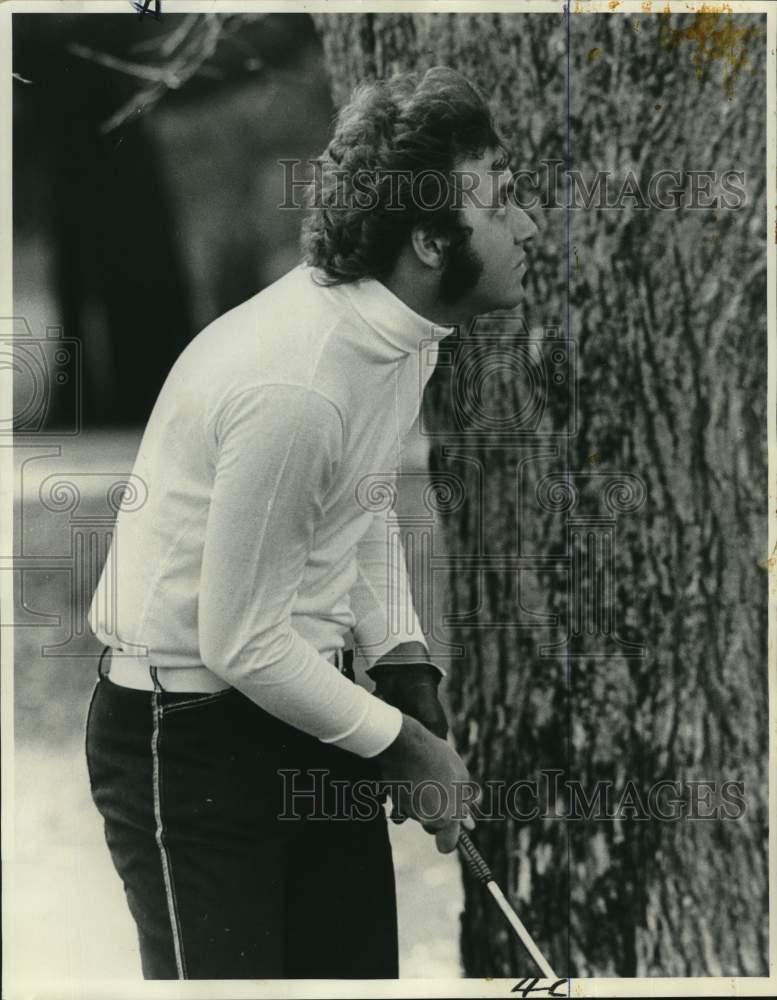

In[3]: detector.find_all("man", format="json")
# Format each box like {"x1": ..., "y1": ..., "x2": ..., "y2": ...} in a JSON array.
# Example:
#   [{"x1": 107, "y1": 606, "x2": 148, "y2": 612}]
[{"x1": 86, "y1": 66, "x2": 537, "y2": 980}]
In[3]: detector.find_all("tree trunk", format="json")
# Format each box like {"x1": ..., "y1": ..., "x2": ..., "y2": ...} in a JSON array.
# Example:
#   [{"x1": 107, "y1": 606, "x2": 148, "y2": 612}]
[{"x1": 313, "y1": 10, "x2": 768, "y2": 978}]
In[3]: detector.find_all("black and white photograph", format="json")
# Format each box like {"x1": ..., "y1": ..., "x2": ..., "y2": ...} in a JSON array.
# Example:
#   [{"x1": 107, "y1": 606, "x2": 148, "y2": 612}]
[{"x1": 2, "y1": 0, "x2": 774, "y2": 996}]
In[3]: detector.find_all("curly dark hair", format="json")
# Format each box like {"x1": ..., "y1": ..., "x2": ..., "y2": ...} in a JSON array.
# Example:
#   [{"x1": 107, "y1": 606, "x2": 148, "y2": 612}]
[{"x1": 301, "y1": 66, "x2": 508, "y2": 285}]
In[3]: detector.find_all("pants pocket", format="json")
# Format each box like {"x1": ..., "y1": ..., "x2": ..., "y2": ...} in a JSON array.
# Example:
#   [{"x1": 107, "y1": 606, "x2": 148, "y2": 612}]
[{"x1": 162, "y1": 689, "x2": 236, "y2": 715}]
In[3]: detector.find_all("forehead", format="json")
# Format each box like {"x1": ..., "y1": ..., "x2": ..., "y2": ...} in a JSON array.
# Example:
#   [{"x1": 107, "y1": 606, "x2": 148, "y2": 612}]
[{"x1": 452, "y1": 148, "x2": 511, "y2": 205}]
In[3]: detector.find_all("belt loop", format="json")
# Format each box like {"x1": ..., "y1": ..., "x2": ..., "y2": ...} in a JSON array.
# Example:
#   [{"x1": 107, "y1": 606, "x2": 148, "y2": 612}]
[
  {"x1": 149, "y1": 666, "x2": 165, "y2": 693},
  {"x1": 97, "y1": 646, "x2": 110, "y2": 679}
]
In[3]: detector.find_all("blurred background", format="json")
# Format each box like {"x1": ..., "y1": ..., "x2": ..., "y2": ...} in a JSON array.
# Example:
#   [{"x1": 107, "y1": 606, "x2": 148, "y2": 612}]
[{"x1": 11, "y1": 11, "x2": 462, "y2": 988}]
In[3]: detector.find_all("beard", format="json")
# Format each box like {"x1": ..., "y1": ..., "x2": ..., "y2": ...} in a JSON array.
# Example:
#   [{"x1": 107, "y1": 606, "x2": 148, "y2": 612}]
[{"x1": 438, "y1": 230, "x2": 484, "y2": 305}]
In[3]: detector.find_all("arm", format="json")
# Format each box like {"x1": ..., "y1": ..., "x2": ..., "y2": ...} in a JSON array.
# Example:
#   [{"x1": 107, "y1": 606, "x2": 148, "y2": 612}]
[
  {"x1": 198, "y1": 383, "x2": 402, "y2": 758},
  {"x1": 349, "y1": 501, "x2": 448, "y2": 739},
  {"x1": 348, "y1": 504, "x2": 434, "y2": 670}
]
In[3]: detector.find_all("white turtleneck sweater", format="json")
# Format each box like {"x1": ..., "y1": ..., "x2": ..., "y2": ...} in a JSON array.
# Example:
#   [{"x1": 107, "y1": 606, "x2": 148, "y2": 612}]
[{"x1": 88, "y1": 265, "x2": 451, "y2": 758}]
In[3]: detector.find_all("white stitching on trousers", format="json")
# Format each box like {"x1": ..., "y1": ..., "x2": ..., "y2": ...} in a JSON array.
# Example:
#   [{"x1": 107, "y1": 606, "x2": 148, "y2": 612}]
[
  {"x1": 163, "y1": 690, "x2": 233, "y2": 714},
  {"x1": 151, "y1": 693, "x2": 187, "y2": 979}
]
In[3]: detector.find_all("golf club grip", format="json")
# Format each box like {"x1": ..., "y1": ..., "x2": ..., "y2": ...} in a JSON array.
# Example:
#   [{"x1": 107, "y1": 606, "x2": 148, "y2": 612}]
[{"x1": 457, "y1": 831, "x2": 493, "y2": 884}]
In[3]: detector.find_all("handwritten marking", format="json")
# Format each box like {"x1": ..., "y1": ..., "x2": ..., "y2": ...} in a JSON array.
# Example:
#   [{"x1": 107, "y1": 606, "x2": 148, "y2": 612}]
[
  {"x1": 511, "y1": 978, "x2": 568, "y2": 998},
  {"x1": 132, "y1": 0, "x2": 162, "y2": 19}
]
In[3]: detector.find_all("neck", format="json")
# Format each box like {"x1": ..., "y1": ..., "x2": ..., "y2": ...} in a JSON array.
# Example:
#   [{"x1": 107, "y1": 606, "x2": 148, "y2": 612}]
[{"x1": 382, "y1": 258, "x2": 476, "y2": 332}]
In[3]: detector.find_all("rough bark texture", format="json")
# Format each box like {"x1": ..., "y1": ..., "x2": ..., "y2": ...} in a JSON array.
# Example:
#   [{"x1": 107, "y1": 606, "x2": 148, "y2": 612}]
[{"x1": 313, "y1": 11, "x2": 768, "y2": 978}]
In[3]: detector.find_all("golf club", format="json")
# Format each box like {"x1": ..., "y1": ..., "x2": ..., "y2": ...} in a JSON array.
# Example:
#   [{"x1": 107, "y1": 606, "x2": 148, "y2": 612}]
[{"x1": 457, "y1": 830, "x2": 558, "y2": 980}]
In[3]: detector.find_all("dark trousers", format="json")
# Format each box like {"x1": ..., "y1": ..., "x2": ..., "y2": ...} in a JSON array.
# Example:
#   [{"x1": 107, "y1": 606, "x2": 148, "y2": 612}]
[{"x1": 85, "y1": 657, "x2": 398, "y2": 980}]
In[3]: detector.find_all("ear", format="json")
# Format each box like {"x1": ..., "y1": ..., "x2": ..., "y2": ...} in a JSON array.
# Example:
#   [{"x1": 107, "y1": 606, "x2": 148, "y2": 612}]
[{"x1": 410, "y1": 225, "x2": 448, "y2": 271}]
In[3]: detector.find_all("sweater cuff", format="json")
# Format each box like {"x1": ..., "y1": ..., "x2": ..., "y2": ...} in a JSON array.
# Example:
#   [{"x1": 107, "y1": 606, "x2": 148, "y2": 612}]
[{"x1": 319, "y1": 688, "x2": 403, "y2": 758}]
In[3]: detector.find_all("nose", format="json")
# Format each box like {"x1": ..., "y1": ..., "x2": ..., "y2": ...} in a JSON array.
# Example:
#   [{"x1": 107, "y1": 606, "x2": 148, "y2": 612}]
[{"x1": 512, "y1": 206, "x2": 538, "y2": 244}]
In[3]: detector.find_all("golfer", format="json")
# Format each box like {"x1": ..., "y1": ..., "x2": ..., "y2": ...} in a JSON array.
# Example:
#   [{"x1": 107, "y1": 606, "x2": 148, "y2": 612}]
[{"x1": 86, "y1": 66, "x2": 537, "y2": 980}]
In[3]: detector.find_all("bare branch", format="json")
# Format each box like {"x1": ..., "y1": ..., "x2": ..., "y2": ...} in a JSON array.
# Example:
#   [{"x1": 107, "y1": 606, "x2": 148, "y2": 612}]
[
  {"x1": 67, "y1": 13, "x2": 267, "y2": 134},
  {"x1": 68, "y1": 43, "x2": 185, "y2": 88},
  {"x1": 129, "y1": 12, "x2": 200, "y2": 56}
]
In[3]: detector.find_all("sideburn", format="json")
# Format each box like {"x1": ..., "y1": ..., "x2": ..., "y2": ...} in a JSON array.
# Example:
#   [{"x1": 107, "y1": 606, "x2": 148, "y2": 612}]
[{"x1": 438, "y1": 229, "x2": 484, "y2": 305}]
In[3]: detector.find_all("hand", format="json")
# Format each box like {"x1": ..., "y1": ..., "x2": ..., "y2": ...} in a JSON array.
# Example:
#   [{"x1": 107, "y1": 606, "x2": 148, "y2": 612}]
[
  {"x1": 368, "y1": 661, "x2": 449, "y2": 741},
  {"x1": 375, "y1": 713, "x2": 477, "y2": 854}
]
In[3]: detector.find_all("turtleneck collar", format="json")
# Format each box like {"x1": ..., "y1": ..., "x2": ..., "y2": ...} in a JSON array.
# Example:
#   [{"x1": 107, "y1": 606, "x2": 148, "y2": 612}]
[{"x1": 338, "y1": 274, "x2": 454, "y2": 354}]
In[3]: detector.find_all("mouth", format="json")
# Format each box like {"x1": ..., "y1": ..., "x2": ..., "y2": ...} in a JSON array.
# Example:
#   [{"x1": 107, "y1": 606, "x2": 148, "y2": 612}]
[{"x1": 514, "y1": 257, "x2": 528, "y2": 274}]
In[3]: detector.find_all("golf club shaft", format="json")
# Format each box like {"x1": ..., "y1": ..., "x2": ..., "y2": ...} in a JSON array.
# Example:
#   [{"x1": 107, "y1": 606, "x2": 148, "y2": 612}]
[
  {"x1": 486, "y1": 881, "x2": 557, "y2": 980},
  {"x1": 457, "y1": 832, "x2": 558, "y2": 980}
]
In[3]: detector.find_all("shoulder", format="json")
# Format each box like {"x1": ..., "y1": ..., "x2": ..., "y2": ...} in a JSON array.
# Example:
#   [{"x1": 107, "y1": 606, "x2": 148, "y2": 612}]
[
  {"x1": 210, "y1": 382, "x2": 345, "y2": 454},
  {"x1": 192, "y1": 266, "x2": 347, "y2": 385}
]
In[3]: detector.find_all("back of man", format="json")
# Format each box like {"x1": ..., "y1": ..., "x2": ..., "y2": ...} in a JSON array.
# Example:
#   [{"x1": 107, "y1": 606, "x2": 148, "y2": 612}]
[
  {"x1": 94, "y1": 263, "x2": 439, "y2": 674},
  {"x1": 85, "y1": 259, "x2": 461, "y2": 980}
]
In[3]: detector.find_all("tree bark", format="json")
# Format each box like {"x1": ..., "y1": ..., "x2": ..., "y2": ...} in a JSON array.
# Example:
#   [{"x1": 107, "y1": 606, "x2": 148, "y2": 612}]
[{"x1": 313, "y1": 10, "x2": 768, "y2": 978}]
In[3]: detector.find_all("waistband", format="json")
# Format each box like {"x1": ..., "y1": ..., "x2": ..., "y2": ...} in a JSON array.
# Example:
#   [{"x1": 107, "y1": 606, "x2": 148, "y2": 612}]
[{"x1": 99, "y1": 646, "x2": 351, "y2": 694}]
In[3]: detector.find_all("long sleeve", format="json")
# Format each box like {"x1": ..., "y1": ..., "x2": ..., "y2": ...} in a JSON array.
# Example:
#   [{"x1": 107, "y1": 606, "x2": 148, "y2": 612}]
[
  {"x1": 198, "y1": 383, "x2": 402, "y2": 758},
  {"x1": 349, "y1": 500, "x2": 436, "y2": 671}
]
